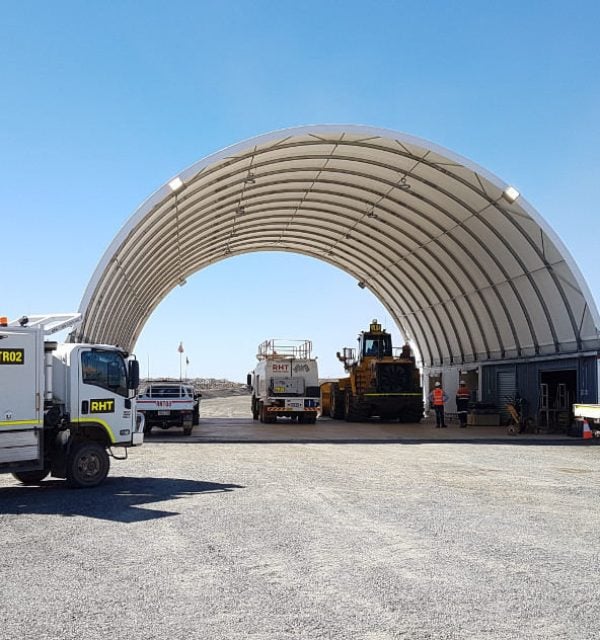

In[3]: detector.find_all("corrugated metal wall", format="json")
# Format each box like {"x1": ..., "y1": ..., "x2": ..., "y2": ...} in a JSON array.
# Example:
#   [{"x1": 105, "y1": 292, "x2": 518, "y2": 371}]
[{"x1": 482, "y1": 355, "x2": 598, "y2": 419}]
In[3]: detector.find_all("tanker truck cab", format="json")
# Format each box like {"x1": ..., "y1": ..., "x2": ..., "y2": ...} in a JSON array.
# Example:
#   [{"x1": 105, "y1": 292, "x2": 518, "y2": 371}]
[{"x1": 0, "y1": 313, "x2": 143, "y2": 489}]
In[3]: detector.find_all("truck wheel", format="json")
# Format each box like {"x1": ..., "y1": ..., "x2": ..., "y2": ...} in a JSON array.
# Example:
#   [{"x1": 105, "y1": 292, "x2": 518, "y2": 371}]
[
  {"x1": 330, "y1": 386, "x2": 344, "y2": 419},
  {"x1": 344, "y1": 391, "x2": 362, "y2": 422},
  {"x1": 12, "y1": 469, "x2": 49, "y2": 485},
  {"x1": 66, "y1": 441, "x2": 110, "y2": 488},
  {"x1": 183, "y1": 419, "x2": 193, "y2": 436},
  {"x1": 252, "y1": 396, "x2": 259, "y2": 420},
  {"x1": 329, "y1": 392, "x2": 338, "y2": 419},
  {"x1": 144, "y1": 423, "x2": 153, "y2": 435},
  {"x1": 263, "y1": 406, "x2": 276, "y2": 424}
]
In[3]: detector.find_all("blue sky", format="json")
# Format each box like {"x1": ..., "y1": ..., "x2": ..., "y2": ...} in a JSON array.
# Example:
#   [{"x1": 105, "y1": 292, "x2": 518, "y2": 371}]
[{"x1": 1, "y1": 1, "x2": 598, "y2": 380}]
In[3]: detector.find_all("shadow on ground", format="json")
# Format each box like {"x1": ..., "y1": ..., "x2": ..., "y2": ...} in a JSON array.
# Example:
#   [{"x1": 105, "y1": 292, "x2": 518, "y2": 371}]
[{"x1": 0, "y1": 476, "x2": 244, "y2": 523}]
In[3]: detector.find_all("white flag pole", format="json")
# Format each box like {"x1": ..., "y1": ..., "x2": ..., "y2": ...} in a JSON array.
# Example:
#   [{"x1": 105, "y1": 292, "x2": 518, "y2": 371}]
[{"x1": 178, "y1": 342, "x2": 184, "y2": 380}]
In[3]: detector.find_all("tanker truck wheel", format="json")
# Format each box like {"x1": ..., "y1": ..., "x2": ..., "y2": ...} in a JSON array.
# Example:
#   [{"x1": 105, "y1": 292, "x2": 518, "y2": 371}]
[
  {"x1": 12, "y1": 469, "x2": 49, "y2": 485},
  {"x1": 66, "y1": 441, "x2": 110, "y2": 488}
]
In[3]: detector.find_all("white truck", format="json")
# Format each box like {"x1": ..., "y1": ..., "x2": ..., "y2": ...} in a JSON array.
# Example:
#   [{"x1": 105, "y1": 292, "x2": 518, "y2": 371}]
[
  {"x1": 0, "y1": 313, "x2": 143, "y2": 488},
  {"x1": 247, "y1": 339, "x2": 320, "y2": 424},
  {"x1": 137, "y1": 382, "x2": 200, "y2": 436}
]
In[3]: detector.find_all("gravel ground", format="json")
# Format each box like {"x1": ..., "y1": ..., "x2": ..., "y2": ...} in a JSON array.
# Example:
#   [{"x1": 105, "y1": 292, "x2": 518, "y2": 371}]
[{"x1": 1, "y1": 422, "x2": 599, "y2": 639}]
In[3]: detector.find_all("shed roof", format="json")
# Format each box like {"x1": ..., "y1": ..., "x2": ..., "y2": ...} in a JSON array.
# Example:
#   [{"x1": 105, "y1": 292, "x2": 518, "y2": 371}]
[{"x1": 74, "y1": 125, "x2": 600, "y2": 366}]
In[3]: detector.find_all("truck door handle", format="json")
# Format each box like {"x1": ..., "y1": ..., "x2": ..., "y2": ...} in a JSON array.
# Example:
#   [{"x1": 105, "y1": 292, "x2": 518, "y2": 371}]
[{"x1": 81, "y1": 401, "x2": 89, "y2": 414}]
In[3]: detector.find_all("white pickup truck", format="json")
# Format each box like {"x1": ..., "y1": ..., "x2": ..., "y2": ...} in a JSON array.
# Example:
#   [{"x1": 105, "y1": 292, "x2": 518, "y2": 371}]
[{"x1": 137, "y1": 382, "x2": 200, "y2": 436}]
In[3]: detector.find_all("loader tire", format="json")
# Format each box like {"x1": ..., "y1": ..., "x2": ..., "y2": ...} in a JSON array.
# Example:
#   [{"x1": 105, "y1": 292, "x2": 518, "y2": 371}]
[
  {"x1": 12, "y1": 469, "x2": 49, "y2": 485},
  {"x1": 344, "y1": 390, "x2": 363, "y2": 422},
  {"x1": 330, "y1": 385, "x2": 344, "y2": 420},
  {"x1": 66, "y1": 441, "x2": 110, "y2": 488}
]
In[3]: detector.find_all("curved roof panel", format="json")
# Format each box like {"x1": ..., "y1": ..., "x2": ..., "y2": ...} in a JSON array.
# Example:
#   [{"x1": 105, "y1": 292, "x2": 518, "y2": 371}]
[{"x1": 74, "y1": 125, "x2": 600, "y2": 366}]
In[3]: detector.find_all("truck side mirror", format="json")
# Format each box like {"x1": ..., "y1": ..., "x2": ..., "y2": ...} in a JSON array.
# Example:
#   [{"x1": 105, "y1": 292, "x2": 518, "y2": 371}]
[
  {"x1": 246, "y1": 373, "x2": 252, "y2": 387},
  {"x1": 129, "y1": 359, "x2": 140, "y2": 390}
]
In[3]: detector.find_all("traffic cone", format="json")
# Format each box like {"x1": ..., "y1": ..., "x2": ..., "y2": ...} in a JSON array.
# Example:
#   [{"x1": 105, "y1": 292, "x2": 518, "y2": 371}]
[{"x1": 582, "y1": 420, "x2": 593, "y2": 440}]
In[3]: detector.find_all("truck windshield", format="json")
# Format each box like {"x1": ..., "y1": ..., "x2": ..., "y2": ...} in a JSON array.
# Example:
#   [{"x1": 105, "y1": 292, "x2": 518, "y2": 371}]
[{"x1": 81, "y1": 349, "x2": 128, "y2": 397}]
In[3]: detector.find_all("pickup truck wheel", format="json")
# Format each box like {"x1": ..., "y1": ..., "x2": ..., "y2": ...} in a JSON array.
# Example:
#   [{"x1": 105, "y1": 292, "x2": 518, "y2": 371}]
[
  {"x1": 12, "y1": 469, "x2": 49, "y2": 485},
  {"x1": 66, "y1": 441, "x2": 110, "y2": 488},
  {"x1": 183, "y1": 420, "x2": 193, "y2": 436}
]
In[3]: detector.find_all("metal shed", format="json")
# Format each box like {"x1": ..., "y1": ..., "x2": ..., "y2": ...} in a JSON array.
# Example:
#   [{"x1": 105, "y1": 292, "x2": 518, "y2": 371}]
[{"x1": 71, "y1": 125, "x2": 600, "y2": 419}]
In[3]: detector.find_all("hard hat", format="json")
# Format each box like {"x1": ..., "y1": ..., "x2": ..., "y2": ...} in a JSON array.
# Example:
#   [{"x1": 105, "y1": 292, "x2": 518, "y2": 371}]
[
  {"x1": 435, "y1": 382, "x2": 441, "y2": 387},
  {"x1": 460, "y1": 380, "x2": 466, "y2": 385}
]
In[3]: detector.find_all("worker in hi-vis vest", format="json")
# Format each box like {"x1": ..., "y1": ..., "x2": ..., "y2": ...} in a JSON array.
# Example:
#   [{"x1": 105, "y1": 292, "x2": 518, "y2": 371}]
[
  {"x1": 428, "y1": 381, "x2": 449, "y2": 428},
  {"x1": 456, "y1": 381, "x2": 471, "y2": 428}
]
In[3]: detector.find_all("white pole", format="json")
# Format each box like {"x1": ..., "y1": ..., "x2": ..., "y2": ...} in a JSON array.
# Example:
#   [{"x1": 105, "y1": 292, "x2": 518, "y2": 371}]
[{"x1": 178, "y1": 341, "x2": 184, "y2": 380}]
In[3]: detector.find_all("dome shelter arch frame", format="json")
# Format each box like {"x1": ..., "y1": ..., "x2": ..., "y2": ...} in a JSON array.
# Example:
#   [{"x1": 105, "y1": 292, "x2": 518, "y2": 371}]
[{"x1": 74, "y1": 125, "x2": 600, "y2": 368}]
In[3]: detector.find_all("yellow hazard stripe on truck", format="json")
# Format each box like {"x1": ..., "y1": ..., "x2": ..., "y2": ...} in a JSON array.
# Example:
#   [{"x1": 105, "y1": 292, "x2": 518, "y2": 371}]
[
  {"x1": 1, "y1": 419, "x2": 117, "y2": 444},
  {"x1": 363, "y1": 393, "x2": 422, "y2": 397},
  {"x1": 266, "y1": 407, "x2": 319, "y2": 412},
  {"x1": 0, "y1": 419, "x2": 41, "y2": 428}
]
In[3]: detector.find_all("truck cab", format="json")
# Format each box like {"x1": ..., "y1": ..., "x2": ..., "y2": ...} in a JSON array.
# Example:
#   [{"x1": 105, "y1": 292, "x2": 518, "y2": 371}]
[{"x1": 0, "y1": 313, "x2": 143, "y2": 488}]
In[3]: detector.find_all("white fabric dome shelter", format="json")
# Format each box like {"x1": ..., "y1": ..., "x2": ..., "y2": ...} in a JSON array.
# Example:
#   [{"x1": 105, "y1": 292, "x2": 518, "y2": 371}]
[{"x1": 74, "y1": 125, "x2": 600, "y2": 367}]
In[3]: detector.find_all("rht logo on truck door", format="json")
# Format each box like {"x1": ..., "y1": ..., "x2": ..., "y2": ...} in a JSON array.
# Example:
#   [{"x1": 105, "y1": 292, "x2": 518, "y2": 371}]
[
  {"x1": 272, "y1": 364, "x2": 289, "y2": 372},
  {"x1": 90, "y1": 399, "x2": 115, "y2": 413}
]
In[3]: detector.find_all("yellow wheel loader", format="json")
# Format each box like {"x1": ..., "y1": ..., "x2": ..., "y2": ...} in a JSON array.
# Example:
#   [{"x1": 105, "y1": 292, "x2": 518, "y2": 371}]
[{"x1": 320, "y1": 320, "x2": 423, "y2": 423}]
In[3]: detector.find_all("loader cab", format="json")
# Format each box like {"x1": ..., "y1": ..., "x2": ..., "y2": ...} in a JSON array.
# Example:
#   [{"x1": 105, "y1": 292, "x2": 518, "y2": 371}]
[{"x1": 359, "y1": 320, "x2": 392, "y2": 360}]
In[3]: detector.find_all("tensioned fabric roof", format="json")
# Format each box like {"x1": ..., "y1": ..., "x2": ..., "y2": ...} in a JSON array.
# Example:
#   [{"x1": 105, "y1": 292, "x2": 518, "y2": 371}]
[{"x1": 74, "y1": 125, "x2": 600, "y2": 367}]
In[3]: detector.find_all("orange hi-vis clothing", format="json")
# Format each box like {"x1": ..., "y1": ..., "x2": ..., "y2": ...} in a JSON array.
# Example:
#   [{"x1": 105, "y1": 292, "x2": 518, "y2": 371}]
[
  {"x1": 432, "y1": 387, "x2": 445, "y2": 406},
  {"x1": 456, "y1": 386, "x2": 470, "y2": 401}
]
